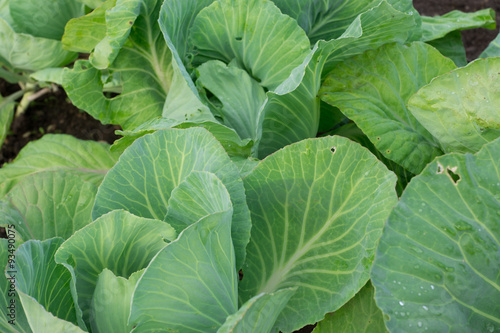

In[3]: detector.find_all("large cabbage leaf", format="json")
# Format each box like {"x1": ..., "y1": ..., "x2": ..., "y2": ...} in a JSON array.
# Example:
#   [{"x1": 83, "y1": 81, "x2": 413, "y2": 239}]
[
  {"x1": 54, "y1": 210, "x2": 175, "y2": 328},
  {"x1": 372, "y1": 137, "x2": 500, "y2": 332},
  {"x1": 63, "y1": 0, "x2": 180, "y2": 129},
  {"x1": 321, "y1": 42, "x2": 456, "y2": 174},
  {"x1": 129, "y1": 210, "x2": 237, "y2": 332},
  {"x1": 0, "y1": 239, "x2": 31, "y2": 332},
  {"x1": 313, "y1": 282, "x2": 388, "y2": 333},
  {"x1": 0, "y1": 171, "x2": 96, "y2": 241},
  {"x1": 258, "y1": 1, "x2": 417, "y2": 158},
  {"x1": 0, "y1": 134, "x2": 119, "y2": 198},
  {"x1": 15, "y1": 238, "x2": 86, "y2": 331},
  {"x1": 271, "y1": 0, "x2": 418, "y2": 44},
  {"x1": 409, "y1": 57, "x2": 500, "y2": 154},
  {"x1": 93, "y1": 127, "x2": 251, "y2": 268},
  {"x1": 239, "y1": 136, "x2": 397, "y2": 332}
]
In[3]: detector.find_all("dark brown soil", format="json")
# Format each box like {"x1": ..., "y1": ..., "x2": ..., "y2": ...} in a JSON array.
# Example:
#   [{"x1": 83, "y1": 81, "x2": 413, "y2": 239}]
[{"x1": 0, "y1": 80, "x2": 120, "y2": 166}]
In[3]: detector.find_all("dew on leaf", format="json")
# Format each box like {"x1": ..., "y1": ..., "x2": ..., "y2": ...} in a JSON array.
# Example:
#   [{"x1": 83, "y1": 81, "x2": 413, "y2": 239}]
[
  {"x1": 454, "y1": 221, "x2": 473, "y2": 231},
  {"x1": 411, "y1": 246, "x2": 423, "y2": 254}
]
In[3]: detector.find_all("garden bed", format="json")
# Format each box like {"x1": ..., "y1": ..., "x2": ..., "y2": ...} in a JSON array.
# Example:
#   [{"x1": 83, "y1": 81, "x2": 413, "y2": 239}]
[{"x1": 0, "y1": 0, "x2": 499, "y2": 332}]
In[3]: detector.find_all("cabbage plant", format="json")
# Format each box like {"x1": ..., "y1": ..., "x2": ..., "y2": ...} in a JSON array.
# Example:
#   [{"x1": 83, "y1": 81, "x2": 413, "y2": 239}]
[
  {"x1": 0, "y1": 0, "x2": 87, "y2": 148},
  {"x1": 0, "y1": 0, "x2": 499, "y2": 332}
]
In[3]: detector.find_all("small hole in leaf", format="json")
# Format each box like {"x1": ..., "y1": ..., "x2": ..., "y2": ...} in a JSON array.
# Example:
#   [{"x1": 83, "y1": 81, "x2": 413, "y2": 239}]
[
  {"x1": 446, "y1": 167, "x2": 460, "y2": 184},
  {"x1": 103, "y1": 91, "x2": 120, "y2": 99},
  {"x1": 235, "y1": 37, "x2": 243, "y2": 41},
  {"x1": 330, "y1": 147, "x2": 336, "y2": 154},
  {"x1": 436, "y1": 163, "x2": 444, "y2": 174},
  {"x1": 239, "y1": 269, "x2": 243, "y2": 281}
]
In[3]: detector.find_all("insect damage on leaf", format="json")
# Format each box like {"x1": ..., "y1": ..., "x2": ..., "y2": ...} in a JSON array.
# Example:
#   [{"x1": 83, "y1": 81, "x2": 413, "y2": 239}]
[{"x1": 446, "y1": 166, "x2": 461, "y2": 184}]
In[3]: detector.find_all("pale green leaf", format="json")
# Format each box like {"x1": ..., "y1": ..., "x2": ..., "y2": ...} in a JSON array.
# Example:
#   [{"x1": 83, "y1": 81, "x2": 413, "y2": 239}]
[
  {"x1": 54, "y1": 210, "x2": 175, "y2": 327},
  {"x1": 313, "y1": 281, "x2": 388, "y2": 333},
  {"x1": 158, "y1": 0, "x2": 215, "y2": 66},
  {"x1": 256, "y1": 44, "x2": 322, "y2": 158},
  {"x1": 0, "y1": 171, "x2": 96, "y2": 241},
  {"x1": 18, "y1": 294, "x2": 86, "y2": 333},
  {"x1": 109, "y1": 117, "x2": 178, "y2": 153},
  {"x1": 0, "y1": 94, "x2": 14, "y2": 149},
  {"x1": 231, "y1": 156, "x2": 259, "y2": 178},
  {"x1": 257, "y1": 1, "x2": 418, "y2": 158},
  {"x1": 161, "y1": 55, "x2": 214, "y2": 122},
  {"x1": 408, "y1": 57, "x2": 500, "y2": 154},
  {"x1": 0, "y1": 18, "x2": 76, "y2": 71},
  {"x1": 0, "y1": 66, "x2": 25, "y2": 83},
  {"x1": 0, "y1": 134, "x2": 119, "y2": 198},
  {"x1": 323, "y1": 122, "x2": 413, "y2": 197},
  {"x1": 15, "y1": 238, "x2": 84, "y2": 330},
  {"x1": 30, "y1": 68, "x2": 65, "y2": 85},
  {"x1": 9, "y1": 0, "x2": 84, "y2": 40},
  {"x1": 158, "y1": 0, "x2": 216, "y2": 120},
  {"x1": 197, "y1": 60, "x2": 267, "y2": 140},
  {"x1": 322, "y1": 1, "x2": 418, "y2": 74},
  {"x1": 112, "y1": 119, "x2": 252, "y2": 157},
  {"x1": 93, "y1": 127, "x2": 251, "y2": 268},
  {"x1": 272, "y1": 0, "x2": 418, "y2": 44},
  {"x1": 0, "y1": 239, "x2": 31, "y2": 332},
  {"x1": 218, "y1": 288, "x2": 296, "y2": 333},
  {"x1": 190, "y1": 0, "x2": 311, "y2": 90},
  {"x1": 77, "y1": 0, "x2": 104, "y2": 9},
  {"x1": 480, "y1": 32, "x2": 500, "y2": 58},
  {"x1": 90, "y1": 268, "x2": 144, "y2": 333},
  {"x1": 129, "y1": 210, "x2": 237, "y2": 333},
  {"x1": 421, "y1": 9, "x2": 496, "y2": 42},
  {"x1": 165, "y1": 171, "x2": 232, "y2": 232},
  {"x1": 63, "y1": 0, "x2": 174, "y2": 130},
  {"x1": 0, "y1": 0, "x2": 13, "y2": 25},
  {"x1": 426, "y1": 31, "x2": 467, "y2": 67},
  {"x1": 62, "y1": 0, "x2": 117, "y2": 53},
  {"x1": 240, "y1": 136, "x2": 397, "y2": 332},
  {"x1": 90, "y1": 0, "x2": 142, "y2": 69},
  {"x1": 174, "y1": 121, "x2": 252, "y2": 157},
  {"x1": 371, "y1": 137, "x2": 500, "y2": 332},
  {"x1": 321, "y1": 42, "x2": 456, "y2": 174}
]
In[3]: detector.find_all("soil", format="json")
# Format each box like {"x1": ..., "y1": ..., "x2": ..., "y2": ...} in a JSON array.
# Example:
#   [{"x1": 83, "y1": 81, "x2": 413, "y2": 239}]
[
  {"x1": 0, "y1": 1, "x2": 498, "y2": 331},
  {"x1": 0, "y1": 80, "x2": 120, "y2": 166}
]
